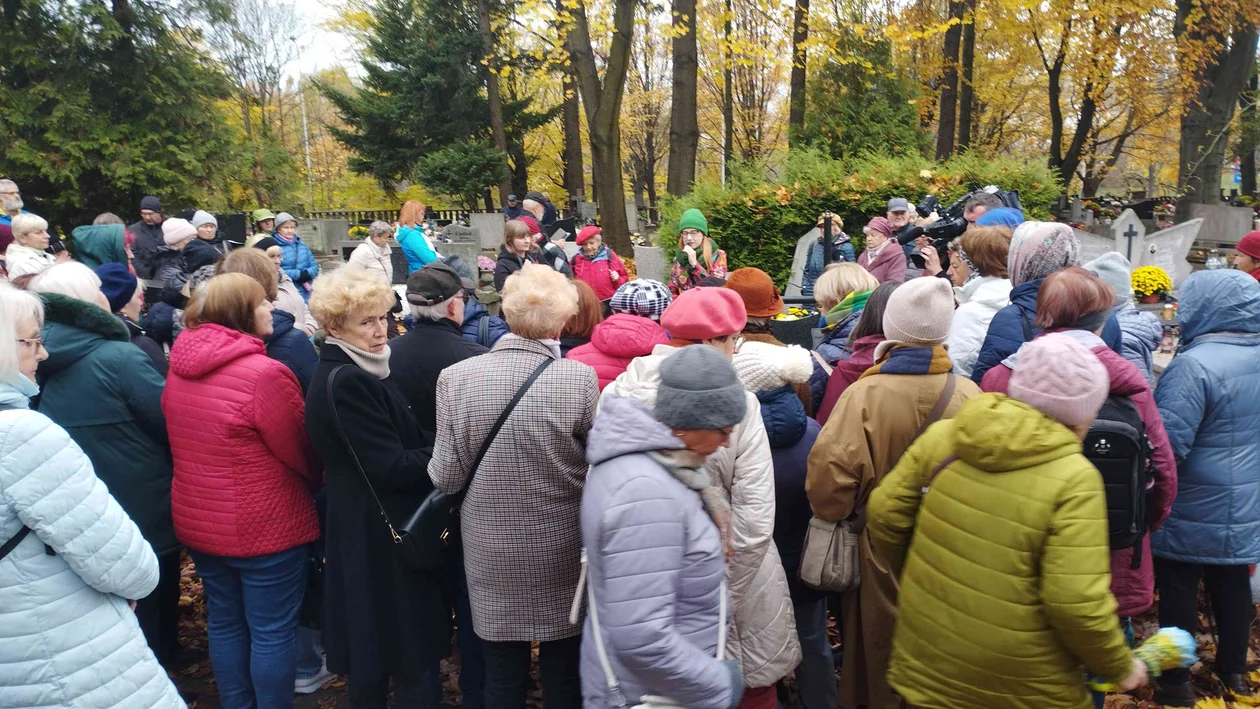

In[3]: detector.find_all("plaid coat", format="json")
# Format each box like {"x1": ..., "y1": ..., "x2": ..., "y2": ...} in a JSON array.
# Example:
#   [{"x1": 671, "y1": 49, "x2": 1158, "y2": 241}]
[{"x1": 429, "y1": 335, "x2": 598, "y2": 642}]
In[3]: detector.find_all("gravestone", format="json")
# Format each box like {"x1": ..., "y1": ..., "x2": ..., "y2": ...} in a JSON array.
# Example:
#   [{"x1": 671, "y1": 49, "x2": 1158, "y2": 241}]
[
  {"x1": 578, "y1": 200, "x2": 598, "y2": 222},
  {"x1": 785, "y1": 228, "x2": 819, "y2": 298},
  {"x1": 436, "y1": 240, "x2": 481, "y2": 275},
  {"x1": 1135, "y1": 220, "x2": 1201, "y2": 286},
  {"x1": 297, "y1": 221, "x2": 326, "y2": 253},
  {"x1": 632, "y1": 245, "x2": 668, "y2": 282},
  {"x1": 625, "y1": 203, "x2": 640, "y2": 233},
  {"x1": 1070, "y1": 199, "x2": 1084, "y2": 223},
  {"x1": 1110, "y1": 209, "x2": 1146, "y2": 262},
  {"x1": 1185, "y1": 204, "x2": 1254, "y2": 245},
  {"x1": 1073, "y1": 229, "x2": 1116, "y2": 265},
  {"x1": 469, "y1": 212, "x2": 506, "y2": 250}
]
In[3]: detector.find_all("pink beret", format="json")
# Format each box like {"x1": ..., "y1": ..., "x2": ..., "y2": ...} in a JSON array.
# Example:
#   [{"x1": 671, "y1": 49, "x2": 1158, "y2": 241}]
[{"x1": 661, "y1": 286, "x2": 747, "y2": 341}]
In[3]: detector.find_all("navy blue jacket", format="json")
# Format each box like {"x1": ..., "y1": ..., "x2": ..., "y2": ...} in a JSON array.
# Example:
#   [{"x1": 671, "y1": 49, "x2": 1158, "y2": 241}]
[
  {"x1": 1153, "y1": 270, "x2": 1260, "y2": 565},
  {"x1": 760, "y1": 385, "x2": 824, "y2": 605},
  {"x1": 461, "y1": 299, "x2": 510, "y2": 349},
  {"x1": 970, "y1": 277, "x2": 1122, "y2": 383},
  {"x1": 264, "y1": 309, "x2": 317, "y2": 392}
]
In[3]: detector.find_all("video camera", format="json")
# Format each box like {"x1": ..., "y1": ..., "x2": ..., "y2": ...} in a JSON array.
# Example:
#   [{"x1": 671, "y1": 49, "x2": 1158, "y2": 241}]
[{"x1": 895, "y1": 186, "x2": 1023, "y2": 249}]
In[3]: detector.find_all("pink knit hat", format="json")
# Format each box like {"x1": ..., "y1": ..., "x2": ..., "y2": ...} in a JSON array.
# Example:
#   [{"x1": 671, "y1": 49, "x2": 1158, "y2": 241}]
[
  {"x1": 1008, "y1": 333, "x2": 1109, "y2": 427},
  {"x1": 661, "y1": 286, "x2": 747, "y2": 340}
]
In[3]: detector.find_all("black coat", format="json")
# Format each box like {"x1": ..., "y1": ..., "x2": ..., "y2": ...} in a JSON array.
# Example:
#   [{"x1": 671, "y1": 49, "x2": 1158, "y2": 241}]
[
  {"x1": 128, "y1": 220, "x2": 166, "y2": 279},
  {"x1": 493, "y1": 245, "x2": 536, "y2": 291},
  {"x1": 388, "y1": 318, "x2": 488, "y2": 439},
  {"x1": 304, "y1": 344, "x2": 450, "y2": 680},
  {"x1": 119, "y1": 314, "x2": 168, "y2": 377}
]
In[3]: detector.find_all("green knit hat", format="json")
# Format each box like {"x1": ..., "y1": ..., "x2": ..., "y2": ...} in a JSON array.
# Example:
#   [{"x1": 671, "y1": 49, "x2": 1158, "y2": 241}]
[{"x1": 679, "y1": 208, "x2": 708, "y2": 236}]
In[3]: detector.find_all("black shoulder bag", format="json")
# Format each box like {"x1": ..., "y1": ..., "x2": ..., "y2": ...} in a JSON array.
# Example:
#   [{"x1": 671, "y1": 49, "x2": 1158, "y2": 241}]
[{"x1": 324, "y1": 357, "x2": 552, "y2": 572}]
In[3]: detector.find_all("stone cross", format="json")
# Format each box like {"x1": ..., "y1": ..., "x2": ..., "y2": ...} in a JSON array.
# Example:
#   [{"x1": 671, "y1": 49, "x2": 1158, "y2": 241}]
[{"x1": 1122, "y1": 223, "x2": 1140, "y2": 261}]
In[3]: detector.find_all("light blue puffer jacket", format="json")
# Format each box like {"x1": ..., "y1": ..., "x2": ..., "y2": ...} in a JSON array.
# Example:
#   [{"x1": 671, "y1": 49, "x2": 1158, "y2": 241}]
[
  {"x1": 581, "y1": 396, "x2": 741, "y2": 709},
  {"x1": 0, "y1": 382, "x2": 184, "y2": 709},
  {"x1": 1152, "y1": 270, "x2": 1260, "y2": 565},
  {"x1": 1114, "y1": 302, "x2": 1162, "y2": 386}
]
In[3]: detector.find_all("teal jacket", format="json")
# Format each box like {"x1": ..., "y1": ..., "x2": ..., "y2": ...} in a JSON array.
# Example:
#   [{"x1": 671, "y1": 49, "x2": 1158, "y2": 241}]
[
  {"x1": 70, "y1": 224, "x2": 128, "y2": 269},
  {"x1": 397, "y1": 224, "x2": 438, "y2": 273},
  {"x1": 35, "y1": 293, "x2": 176, "y2": 555}
]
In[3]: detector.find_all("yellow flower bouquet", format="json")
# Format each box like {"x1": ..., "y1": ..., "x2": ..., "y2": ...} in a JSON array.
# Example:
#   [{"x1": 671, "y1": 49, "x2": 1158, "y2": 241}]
[{"x1": 1131, "y1": 265, "x2": 1172, "y2": 300}]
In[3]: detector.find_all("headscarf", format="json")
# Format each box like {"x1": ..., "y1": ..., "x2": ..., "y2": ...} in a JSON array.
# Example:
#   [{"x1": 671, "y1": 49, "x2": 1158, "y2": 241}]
[{"x1": 1007, "y1": 221, "x2": 1079, "y2": 286}]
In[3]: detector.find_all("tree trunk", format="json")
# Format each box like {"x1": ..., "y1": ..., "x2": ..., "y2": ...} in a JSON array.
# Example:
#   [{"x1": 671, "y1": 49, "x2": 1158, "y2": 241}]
[
  {"x1": 787, "y1": 0, "x2": 809, "y2": 146},
  {"x1": 646, "y1": 128, "x2": 659, "y2": 209},
  {"x1": 957, "y1": 0, "x2": 977, "y2": 152},
  {"x1": 935, "y1": 0, "x2": 965, "y2": 161},
  {"x1": 666, "y1": 0, "x2": 698, "y2": 196},
  {"x1": 1241, "y1": 69, "x2": 1258, "y2": 198},
  {"x1": 557, "y1": 0, "x2": 585, "y2": 202},
  {"x1": 723, "y1": 0, "x2": 733, "y2": 181},
  {"x1": 1174, "y1": 2, "x2": 1258, "y2": 220},
  {"x1": 476, "y1": 0, "x2": 513, "y2": 207},
  {"x1": 567, "y1": 0, "x2": 635, "y2": 253}
]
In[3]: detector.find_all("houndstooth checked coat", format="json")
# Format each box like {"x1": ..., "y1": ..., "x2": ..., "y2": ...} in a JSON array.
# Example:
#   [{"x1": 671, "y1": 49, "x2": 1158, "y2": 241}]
[{"x1": 429, "y1": 335, "x2": 598, "y2": 642}]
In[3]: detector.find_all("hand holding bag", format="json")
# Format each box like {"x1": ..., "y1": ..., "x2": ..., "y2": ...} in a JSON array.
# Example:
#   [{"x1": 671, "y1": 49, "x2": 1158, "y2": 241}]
[
  {"x1": 799, "y1": 374, "x2": 956, "y2": 592},
  {"x1": 325, "y1": 358, "x2": 552, "y2": 572}
]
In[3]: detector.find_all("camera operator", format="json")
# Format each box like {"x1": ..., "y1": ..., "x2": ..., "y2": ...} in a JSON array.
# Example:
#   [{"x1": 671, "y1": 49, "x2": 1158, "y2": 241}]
[
  {"x1": 888, "y1": 197, "x2": 945, "y2": 279},
  {"x1": 963, "y1": 192, "x2": 1004, "y2": 229}
]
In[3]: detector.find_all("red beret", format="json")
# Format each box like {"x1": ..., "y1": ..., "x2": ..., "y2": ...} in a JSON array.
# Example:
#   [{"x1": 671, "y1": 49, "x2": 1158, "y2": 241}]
[
  {"x1": 661, "y1": 287, "x2": 747, "y2": 341},
  {"x1": 576, "y1": 226, "x2": 602, "y2": 245},
  {"x1": 1237, "y1": 231, "x2": 1260, "y2": 261}
]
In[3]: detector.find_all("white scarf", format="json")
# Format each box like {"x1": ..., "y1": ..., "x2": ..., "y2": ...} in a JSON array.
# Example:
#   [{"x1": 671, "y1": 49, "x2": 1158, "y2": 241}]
[{"x1": 328, "y1": 336, "x2": 392, "y2": 379}]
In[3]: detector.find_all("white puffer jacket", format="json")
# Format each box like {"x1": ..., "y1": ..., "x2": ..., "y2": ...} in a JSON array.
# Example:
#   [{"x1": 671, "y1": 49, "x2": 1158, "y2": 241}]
[
  {"x1": 0, "y1": 395, "x2": 185, "y2": 708},
  {"x1": 947, "y1": 276, "x2": 1012, "y2": 378},
  {"x1": 601, "y1": 345, "x2": 802, "y2": 687}
]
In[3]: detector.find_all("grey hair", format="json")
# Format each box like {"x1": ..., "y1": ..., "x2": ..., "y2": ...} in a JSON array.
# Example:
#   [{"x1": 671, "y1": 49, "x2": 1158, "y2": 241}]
[
  {"x1": 368, "y1": 220, "x2": 394, "y2": 240},
  {"x1": 0, "y1": 283, "x2": 44, "y2": 383},
  {"x1": 93, "y1": 212, "x2": 125, "y2": 225},
  {"x1": 29, "y1": 262, "x2": 104, "y2": 306},
  {"x1": 11, "y1": 213, "x2": 47, "y2": 238},
  {"x1": 965, "y1": 192, "x2": 1003, "y2": 214},
  {"x1": 0, "y1": 179, "x2": 16, "y2": 191},
  {"x1": 408, "y1": 297, "x2": 456, "y2": 322}
]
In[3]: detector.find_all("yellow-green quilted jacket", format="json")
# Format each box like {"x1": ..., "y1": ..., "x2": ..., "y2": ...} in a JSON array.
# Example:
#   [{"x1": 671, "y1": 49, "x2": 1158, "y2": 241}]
[{"x1": 868, "y1": 393, "x2": 1133, "y2": 709}]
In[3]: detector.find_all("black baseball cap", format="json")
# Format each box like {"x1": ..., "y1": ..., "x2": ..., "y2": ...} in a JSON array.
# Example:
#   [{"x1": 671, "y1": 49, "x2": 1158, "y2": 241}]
[{"x1": 406, "y1": 262, "x2": 476, "y2": 306}]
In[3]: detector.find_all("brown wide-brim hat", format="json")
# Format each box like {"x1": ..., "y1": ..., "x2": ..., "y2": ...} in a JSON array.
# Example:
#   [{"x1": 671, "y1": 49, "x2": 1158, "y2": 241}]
[{"x1": 723, "y1": 267, "x2": 783, "y2": 318}]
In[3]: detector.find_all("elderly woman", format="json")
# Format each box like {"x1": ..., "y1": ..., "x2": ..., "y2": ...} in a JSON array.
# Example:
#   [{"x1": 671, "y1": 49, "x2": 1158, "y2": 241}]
[
  {"x1": 219, "y1": 248, "x2": 319, "y2": 391},
  {"x1": 669, "y1": 209, "x2": 728, "y2": 295},
  {"x1": 272, "y1": 213, "x2": 320, "y2": 302},
  {"x1": 0, "y1": 283, "x2": 185, "y2": 708},
  {"x1": 602, "y1": 287, "x2": 801, "y2": 709},
  {"x1": 254, "y1": 236, "x2": 317, "y2": 335},
  {"x1": 303, "y1": 267, "x2": 451, "y2": 709},
  {"x1": 856, "y1": 217, "x2": 905, "y2": 284},
  {"x1": 494, "y1": 220, "x2": 539, "y2": 291},
  {"x1": 572, "y1": 226, "x2": 628, "y2": 301},
  {"x1": 156, "y1": 218, "x2": 220, "y2": 306},
  {"x1": 5, "y1": 213, "x2": 57, "y2": 279},
  {"x1": 581, "y1": 347, "x2": 745, "y2": 709},
  {"x1": 348, "y1": 220, "x2": 396, "y2": 285},
  {"x1": 807, "y1": 263, "x2": 879, "y2": 410},
  {"x1": 815, "y1": 281, "x2": 899, "y2": 425},
  {"x1": 28, "y1": 263, "x2": 181, "y2": 665},
  {"x1": 163, "y1": 273, "x2": 321, "y2": 709},
  {"x1": 430, "y1": 263, "x2": 598, "y2": 709},
  {"x1": 945, "y1": 226, "x2": 1013, "y2": 378},
  {"x1": 192, "y1": 211, "x2": 227, "y2": 254}
]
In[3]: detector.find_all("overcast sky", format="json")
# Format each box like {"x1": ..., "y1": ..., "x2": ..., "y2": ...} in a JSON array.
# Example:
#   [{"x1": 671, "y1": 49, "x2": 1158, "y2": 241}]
[{"x1": 288, "y1": 0, "x2": 354, "y2": 79}]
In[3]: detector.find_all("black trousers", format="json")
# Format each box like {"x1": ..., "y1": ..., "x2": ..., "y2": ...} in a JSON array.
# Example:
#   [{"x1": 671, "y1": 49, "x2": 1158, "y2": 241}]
[
  {"x1": 348, "y1": 669, "x2": 443, "y2": 709},
  {"x1": 1154, "y1": 556, "x2": 1254, "y2": 684},
  {"x1": 482, "y1": 636, "x2": 581, "y2": 709},
  {"x1": 135, "y1": 549, "x2": 183, "y2": 665}
]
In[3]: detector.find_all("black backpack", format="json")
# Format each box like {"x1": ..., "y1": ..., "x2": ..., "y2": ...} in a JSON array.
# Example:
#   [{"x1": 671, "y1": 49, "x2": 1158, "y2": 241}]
[{"x1": 1083, "y1": 395, "x2": 1152, "y2": 566}]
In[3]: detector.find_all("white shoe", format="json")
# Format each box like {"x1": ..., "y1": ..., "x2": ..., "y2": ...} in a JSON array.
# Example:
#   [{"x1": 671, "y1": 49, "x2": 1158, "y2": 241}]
[{"x1": 294, "y1": 662, "x2": 335, "y2": 695}]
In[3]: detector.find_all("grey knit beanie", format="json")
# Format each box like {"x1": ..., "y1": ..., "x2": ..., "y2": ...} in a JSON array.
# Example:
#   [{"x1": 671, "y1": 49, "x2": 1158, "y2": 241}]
[
  {"x1": 1084, "y1": 251, "x2": 1132, "y2": 304},
  {"x1": 655, "y1": 345, "x2": 747, "y2": 430}
]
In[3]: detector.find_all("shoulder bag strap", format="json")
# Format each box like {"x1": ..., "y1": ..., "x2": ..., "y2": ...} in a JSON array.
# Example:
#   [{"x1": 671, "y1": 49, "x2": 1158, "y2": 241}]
[
  {"x1": 811, "y1": 349, "x2": 834, "y2": 376},
  {"x1": 325, "y1": 364, "x2": 405, "y2": 542},
  {"x1": 914, "y1": 374, "x2": 956, "y2": 438},
  {"x1": 478, "y1": 315, "x2": 490, "y2": 348},
  {"x1": 460, "y1": 357, "x2": 552, "y2": 500},
  {"x1": 1019, "y1": 309, "x2": 1034, "y2": 342},
  {"x1": 0, "y1": 526, "x2": 32, "y2": 562}
]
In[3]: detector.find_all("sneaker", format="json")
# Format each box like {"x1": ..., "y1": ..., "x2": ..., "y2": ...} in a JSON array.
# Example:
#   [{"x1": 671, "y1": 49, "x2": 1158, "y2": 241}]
[
  {"x1": 294, "y1": 662, "x2": 336, "y2": 695},
  {"x1": 1151, "y1": 679, "x2": 1196, "y2": 707}
]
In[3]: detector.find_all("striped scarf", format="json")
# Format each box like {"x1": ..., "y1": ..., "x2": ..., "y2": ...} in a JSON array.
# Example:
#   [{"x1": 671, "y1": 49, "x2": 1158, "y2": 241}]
[
  {"x1": 861, "y1": 344, "x2": 953, "y2": 378},
  {"x1": 823, "y1": 289, "x2": 871, "y2": 329}
]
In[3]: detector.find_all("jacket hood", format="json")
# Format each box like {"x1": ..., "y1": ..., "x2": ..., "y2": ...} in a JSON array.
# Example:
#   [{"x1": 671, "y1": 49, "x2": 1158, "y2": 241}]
[
  {"x1": 169, "y1": 323, "x2": 267, "y2": 379},
  {"x1": 587, "y1": 395, "x2": 685, "y2": 466},
  {"x1": 1177, "y1": 269, "x2": 1260, "y2": 345},
  {"x1": 1007, "y1": 277, "x2": 1042, "y2": 311},
  {"x1": 70, "y1": 224, "x2": 127, "y2": 264},
  {"x1": 264, "y1": 308, "x2": 296, "y2": 345},
  {"x1": 958, "y1": 276, "x2": 1011, "y2": 309},
  {"x1": 603, "y1": 343, "x2": 674, "y2": 407},
  {"x1": 39, "y1": 293, "x2": 130, "y2": 375},
  {"x1": 756, "y1": 385, "x2": 806, "y2": 448},
  {"x1": 953, "y1": 393, "x2": 1082, "y2": 472},
  {"x1": 590, "y1": 314, "x2": 670, "y2": 359}
]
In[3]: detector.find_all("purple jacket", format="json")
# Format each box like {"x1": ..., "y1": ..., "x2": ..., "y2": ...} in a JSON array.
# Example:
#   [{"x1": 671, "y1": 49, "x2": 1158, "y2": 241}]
[{"x1": 858, "y1": 243, "x2": 907, "y2": 284}]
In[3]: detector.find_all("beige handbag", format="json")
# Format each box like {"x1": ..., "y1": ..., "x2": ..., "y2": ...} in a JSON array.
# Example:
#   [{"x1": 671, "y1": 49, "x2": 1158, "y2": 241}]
[{"x1": 799, "y1": 373, "x2": 957, "y2": 593}]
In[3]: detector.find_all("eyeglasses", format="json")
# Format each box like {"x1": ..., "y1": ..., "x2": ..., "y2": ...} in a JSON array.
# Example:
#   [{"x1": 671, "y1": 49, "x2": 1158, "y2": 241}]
[
  {"x1": 17, "y1": 336, "x2": 42, "y2": 349},
  {"x1": 680, "y1": 228, "x2": 703, "y2": 237}
]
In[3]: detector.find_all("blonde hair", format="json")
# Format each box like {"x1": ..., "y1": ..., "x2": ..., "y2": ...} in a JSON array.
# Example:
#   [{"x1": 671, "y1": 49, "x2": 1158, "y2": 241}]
[
  {"x1": 0, "y1": 284, "x2": 44, "y2": 382},
  {"x1": 218, "y1": 248, "x2": 279, "y2": 301},
  {"x1": 678, "y1": 233, "x2": 716, "y2": 270},
  {"x1": 29, "y1": 262, "x2": 104, "y2": 305},
  {"x1": 11, "y1": 213, "x2": 47, "y2": 238},
  {"x1": 308, "y1": 267, "x2": 396, "y2": 333},
  {"x1": 185, "y1": 273, "x2": 266, "y2": 334},
  {"x1": 501, "y1": 262, "x2": 578, "y2": 339},
  {"x1": 814, "y1": 262, "x2": 878, "y2": 312}
]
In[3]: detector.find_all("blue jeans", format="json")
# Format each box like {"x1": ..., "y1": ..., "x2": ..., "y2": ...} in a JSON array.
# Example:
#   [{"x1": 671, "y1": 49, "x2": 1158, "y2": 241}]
[
  {"x1": 789, "y1": 598, "x2": 837, "y2": 709},
  {"x1": 295, "y1": 626, "x2": 323, "y2": 679},
  {"x1": 192, "y1": 546, "x2": 308, "y2": 709}
]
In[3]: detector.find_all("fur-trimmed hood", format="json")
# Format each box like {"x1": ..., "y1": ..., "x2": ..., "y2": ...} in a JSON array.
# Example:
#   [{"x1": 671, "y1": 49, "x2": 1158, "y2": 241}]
[{"x1": 38, "y1": 292, "x2": 130, "y2": 375}]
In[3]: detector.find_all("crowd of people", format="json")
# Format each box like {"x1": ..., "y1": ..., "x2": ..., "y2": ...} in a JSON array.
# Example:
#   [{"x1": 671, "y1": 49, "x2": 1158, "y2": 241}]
[{"x1": 1, "y1": 177, "x2": 1260, "y2": 709}]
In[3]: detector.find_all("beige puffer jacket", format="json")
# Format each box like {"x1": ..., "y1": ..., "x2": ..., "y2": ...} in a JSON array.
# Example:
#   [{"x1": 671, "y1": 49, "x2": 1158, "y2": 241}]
[{"x1": 600, "y1": 344, "x2": 802, "y2": 687}]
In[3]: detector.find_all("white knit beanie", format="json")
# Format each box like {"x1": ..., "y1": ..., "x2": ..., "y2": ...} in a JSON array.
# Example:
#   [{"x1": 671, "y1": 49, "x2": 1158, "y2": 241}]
[
  {"x1": 732, "y1": 341, "x2": 814, "y2": 393},
  {"x1": 877, "y1": 277, "x2": 954, "y2": 358},
  {"x1": 1008, "y1": 333, "x2": 1110, "y2": 427},
  {"x1": 1084, "y1": 251, "x2": 1132, "y2": 304}
]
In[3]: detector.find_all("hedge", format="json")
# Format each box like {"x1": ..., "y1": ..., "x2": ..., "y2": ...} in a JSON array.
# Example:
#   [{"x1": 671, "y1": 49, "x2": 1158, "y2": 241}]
[{"x1": 658, "y1": 151, "x2": 1063, "y2": 288}]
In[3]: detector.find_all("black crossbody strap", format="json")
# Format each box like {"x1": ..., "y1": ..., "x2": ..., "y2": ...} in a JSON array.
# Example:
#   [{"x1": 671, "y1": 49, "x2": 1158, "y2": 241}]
[
  {"x1": 0, "y1": 526, "x2": 32, "y2": 562},
  {"x1": 325, "y1": 365, "x2": 403, "y2": 541},
  {"x1": 461, "y1": 357, "x2": 552, "y2": 500}
]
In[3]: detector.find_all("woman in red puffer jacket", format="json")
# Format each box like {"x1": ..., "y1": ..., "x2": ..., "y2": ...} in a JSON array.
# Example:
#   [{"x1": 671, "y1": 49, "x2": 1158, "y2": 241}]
[
  {"x1": 163, "y1": 273, "x2": 321, "y2": 708},
  {"x1": 566, "y1": 312, "x2": 669, "y2": 390},
  {"x1": 571, "y1": 226, "x2": 629, "y2": 301}
]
